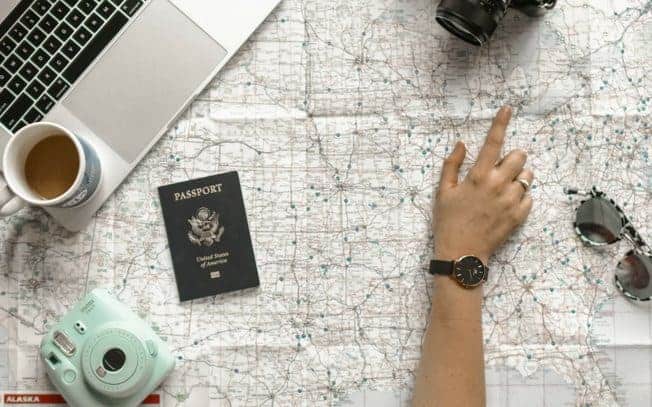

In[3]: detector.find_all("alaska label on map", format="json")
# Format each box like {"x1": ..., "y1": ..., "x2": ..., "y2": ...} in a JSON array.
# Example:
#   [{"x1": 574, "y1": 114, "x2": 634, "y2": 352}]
[
  {"x1": 158, "y1": 172, "x2": 259, "y2": 301},
  {"x1": 1, "y1": 393, "x2": 160, "y2": 405}
]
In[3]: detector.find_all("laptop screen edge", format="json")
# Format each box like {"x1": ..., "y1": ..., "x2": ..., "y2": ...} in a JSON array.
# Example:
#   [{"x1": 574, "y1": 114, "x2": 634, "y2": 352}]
[{"x1": 0, "y1": 0, "x2": 26, "y2": 37}]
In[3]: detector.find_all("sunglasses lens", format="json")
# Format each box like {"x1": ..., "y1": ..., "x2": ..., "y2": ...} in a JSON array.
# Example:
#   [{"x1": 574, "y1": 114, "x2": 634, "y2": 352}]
[
  {"x1": 615, "y1": 252, "x2": 652, "y2": 300},
  {"x1": 575, "y1": 198, "x2": 622, "y2": 244}
]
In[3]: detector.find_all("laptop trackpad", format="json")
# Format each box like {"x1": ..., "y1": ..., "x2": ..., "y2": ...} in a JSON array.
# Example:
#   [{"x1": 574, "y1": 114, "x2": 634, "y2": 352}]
[{"x1": 63, "y1": 0, "x2": 227, "y2": 163}]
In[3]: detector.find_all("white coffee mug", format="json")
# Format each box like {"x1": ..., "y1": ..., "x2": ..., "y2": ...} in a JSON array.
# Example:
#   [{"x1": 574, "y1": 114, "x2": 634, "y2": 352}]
[{"x1": 0, "y1": 122, "x2": 102, "y2": 217}]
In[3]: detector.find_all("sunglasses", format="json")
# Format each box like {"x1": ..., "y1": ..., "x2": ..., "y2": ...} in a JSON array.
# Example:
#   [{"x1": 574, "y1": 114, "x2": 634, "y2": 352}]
[{"x1": 565, "y1": 187, "x2": 652, "y2": 301}]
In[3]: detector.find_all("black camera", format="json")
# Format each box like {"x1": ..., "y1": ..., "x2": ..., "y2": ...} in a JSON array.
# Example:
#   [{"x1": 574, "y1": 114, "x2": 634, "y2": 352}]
[{"x1": 436, "y1": 0, "x2": 557, "y2": 46}]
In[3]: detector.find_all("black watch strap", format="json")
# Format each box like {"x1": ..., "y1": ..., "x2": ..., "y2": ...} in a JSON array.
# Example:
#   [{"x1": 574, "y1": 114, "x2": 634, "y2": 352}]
[{"x1": 429, "y1": 259, "x2": 454, "y2": 276}]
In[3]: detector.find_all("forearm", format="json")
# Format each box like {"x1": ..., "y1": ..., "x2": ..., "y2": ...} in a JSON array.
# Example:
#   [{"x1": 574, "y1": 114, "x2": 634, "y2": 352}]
[
  {"x1": 412, "y1": 253, "x2": 486, "y2": 407},
  {"x1": 413, "y1": 106, "x2": 531, "y2": 407}
]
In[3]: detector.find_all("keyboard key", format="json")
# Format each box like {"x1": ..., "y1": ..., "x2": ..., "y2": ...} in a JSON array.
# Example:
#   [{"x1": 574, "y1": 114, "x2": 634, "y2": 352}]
[
  {"x1": 66, "y1": 9, "x2": 85, "y2": 27},
  {"x1": 16, "y1": 41, "x2": 35, "y2": 60},
  {"x1": 51, "y1": 2, "x2": 71, "y2": 19},
  {"x1": 79, "y1": 0, "x2": 98, "y2": 14},
  {"x1": 50, "y1": 53, "x2": 69, "y2": 71},
  {"x1": 39, "y1": 14, "x2": 58, "y2": 33},
  {"x1": 36, "y1": 94, "x2": 56, "y2": 113},
  {"x1": 1, "y1": 94, "x2": 32, "y2": 130},
  {"x1": 13, "y1": 120, "x2": 29, "y2": 132},
  {"x1": 85, "y1": 13, "x2": 104, "y2": 32},
  {"x1": 55, "y1": 22, "x2": 74, "y2": 41},
  {"x1": 24, "y1": 108, "x2": 44, "y2": 124},
  {"x1": 121, "y1": 0, "x2": 143, "y2": 16},
  {"x1": 0, "y1": 67, "x2": 9, "y2": 87},
  {"x1": 21, "y1": 10, "x2": 40, "y2": 29},
  {"x1": 64, "y1": 12, "x2": 127, "y2": 83},
  {"x1": 19, "y1": 62, "x2": 38, "y2": 80},
  {"x1": 26, "y1": 80, "x2": 46, "y2": 99},
  {"x1": 44, "y1": 36, "x2": 63, "y2": 54},
  {"x1": 38, "y1": 66, "x2": 57, "y2": 86},
  {"x1": 31, "y1": 49, "x2": 50, "y2": 67},
  {"x1": 9, "y1": 24, "x2": 28, "y2": 43},
  {"x1": 48, "y1": 78, "x2": 70, "y2": 99},
  {"x1": 27, "y1": 27, "x2": 47, "y2": 47},
  {"x1": 3, "y1": 55, "x2": 23, "y2": 74},
  {"x1": 62, "y1": 40, "x2": 81, "y2": 59},
  {"x1": 0, "y1": 37, "x2": 17, "y2": 54},
  {"x1": 73, "y1": 26, "x2": 92, "y2": 46},
  {"x1": 0, "y1": 89, "x2": 15, "y2": 113},
  {"x1": 63, "y1": 0, "x2": 81, "y2": 7},
  {"x1": 98, "y1": 1, "x2": 116, "y2": 19},
  {"x1": 32, "y1": 0, "x2": 52, "y2": 14},
  {"x1": 8, "y1": 76, "x2": 27, "y2": 95}
]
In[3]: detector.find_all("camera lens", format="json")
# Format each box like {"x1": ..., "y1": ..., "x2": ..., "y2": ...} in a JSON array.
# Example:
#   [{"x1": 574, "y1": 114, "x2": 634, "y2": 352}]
[
  {"x1": 437, "y1": 0, "x2": 557, "y2": 45},
  {"x1": 436, "y1": 0, "x2": 508, "y2": 46},
  {"x1": 102, "y1": 348, "x2": 126, "y2": 372}
]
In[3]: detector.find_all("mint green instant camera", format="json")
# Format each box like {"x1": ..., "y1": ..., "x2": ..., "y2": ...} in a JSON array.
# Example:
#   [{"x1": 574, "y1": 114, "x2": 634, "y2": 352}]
[{"x1": 40, "y1": 289, "x2": 175, "y2": 407}]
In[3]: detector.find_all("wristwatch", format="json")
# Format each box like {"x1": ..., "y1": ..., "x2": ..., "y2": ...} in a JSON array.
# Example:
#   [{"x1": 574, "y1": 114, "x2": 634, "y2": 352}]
[{"x1": 429, "y1": 255, "x2": 488, "y2": 288}]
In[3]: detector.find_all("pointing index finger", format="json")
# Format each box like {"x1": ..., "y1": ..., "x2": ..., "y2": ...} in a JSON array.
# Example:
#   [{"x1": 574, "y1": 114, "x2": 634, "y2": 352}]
[{"x1": 476, "y1": 106, "x2": 512, "y2": 170}]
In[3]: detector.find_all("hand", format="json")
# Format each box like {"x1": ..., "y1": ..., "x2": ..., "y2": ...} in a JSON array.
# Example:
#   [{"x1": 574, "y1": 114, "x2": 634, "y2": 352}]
[{"x1": 433, "y1": 106, "x2": 534, "y2": 265}]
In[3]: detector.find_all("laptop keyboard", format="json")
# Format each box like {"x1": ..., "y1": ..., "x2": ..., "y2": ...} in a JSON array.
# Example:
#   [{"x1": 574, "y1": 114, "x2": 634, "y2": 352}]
[{"x1": 0, "y1": 0, "x2": 144, "y2": 132}]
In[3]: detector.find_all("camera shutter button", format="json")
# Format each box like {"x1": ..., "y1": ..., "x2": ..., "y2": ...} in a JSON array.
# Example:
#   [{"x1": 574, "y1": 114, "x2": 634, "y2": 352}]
[
  {"x1": 63, "y1": 369, "x2": 77, "y2": 384},
  {"x1": 145, "y1": 340, "x2": 158, "y2": 357}
]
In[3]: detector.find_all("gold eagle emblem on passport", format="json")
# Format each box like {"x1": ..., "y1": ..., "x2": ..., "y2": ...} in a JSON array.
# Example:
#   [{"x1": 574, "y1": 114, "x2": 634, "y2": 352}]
[{"x1": 188, "y1": 207, "x2": 225, "y2": 247}]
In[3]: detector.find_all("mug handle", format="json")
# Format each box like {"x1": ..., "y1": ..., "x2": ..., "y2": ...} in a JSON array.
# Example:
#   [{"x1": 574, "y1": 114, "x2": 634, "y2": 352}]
[{"x1": 0, "y1": 173, "x2": 26, "y2": 217}]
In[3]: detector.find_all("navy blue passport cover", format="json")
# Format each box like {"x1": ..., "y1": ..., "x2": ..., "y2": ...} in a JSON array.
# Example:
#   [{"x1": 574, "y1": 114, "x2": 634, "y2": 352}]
[{"x1": 158, "y1": 172, "x2": 259, "y2": 301}]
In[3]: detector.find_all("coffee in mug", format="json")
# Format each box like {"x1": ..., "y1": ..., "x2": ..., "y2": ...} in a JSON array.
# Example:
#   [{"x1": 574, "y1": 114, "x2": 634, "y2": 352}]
[
  {"x1": 25, "y1": 135, "x2": 81, "y2": 200},
  {"x1": 0, "y1": 122, "x2": 102, "y2": 217}
]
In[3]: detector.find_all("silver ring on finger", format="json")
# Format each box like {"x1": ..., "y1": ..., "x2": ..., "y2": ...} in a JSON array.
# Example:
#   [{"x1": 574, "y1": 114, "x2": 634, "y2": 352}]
[{"x1": 516, "y1": 178, "x2": 531, "y2": 192}]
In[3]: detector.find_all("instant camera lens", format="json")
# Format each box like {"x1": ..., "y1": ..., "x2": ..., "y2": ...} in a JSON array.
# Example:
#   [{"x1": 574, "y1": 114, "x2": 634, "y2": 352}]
[
  {"x1": 615, "y1": 252, "x2": 652, "y2": 301},
  {"x1": 436, "y1": 0, "x2": 507, "y2": 46},
  {"x1": 102, "y1": 348, "x2": 126, "y2": 372},
  {"x1": 574, "y1": 198, "x2": 624, "y2": 245},
  {"x1": 83, "y1": 327, "x2": 153, "y2": 399}
]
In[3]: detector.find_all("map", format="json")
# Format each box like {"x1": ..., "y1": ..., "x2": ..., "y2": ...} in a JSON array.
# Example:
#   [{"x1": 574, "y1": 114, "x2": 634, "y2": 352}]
[{"x1": 1, "y1": 0, "x2": 651, "y2": 405}]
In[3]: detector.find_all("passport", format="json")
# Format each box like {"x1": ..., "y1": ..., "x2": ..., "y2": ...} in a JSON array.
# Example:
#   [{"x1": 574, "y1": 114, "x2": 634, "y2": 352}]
[{"x1": 158, "y1": 172, "x2": 259, "y2": 301}]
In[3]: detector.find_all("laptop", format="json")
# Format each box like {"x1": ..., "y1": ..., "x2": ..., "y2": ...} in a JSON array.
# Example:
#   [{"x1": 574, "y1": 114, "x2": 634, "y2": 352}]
[{"x1": 0, "y1": 0, "x2": 281, "y2": 231}]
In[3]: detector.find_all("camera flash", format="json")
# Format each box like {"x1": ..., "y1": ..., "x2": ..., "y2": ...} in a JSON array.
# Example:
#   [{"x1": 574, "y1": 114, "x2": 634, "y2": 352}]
[{"x1": 53, "y1": 331, "x2": 76, "y2": 356}]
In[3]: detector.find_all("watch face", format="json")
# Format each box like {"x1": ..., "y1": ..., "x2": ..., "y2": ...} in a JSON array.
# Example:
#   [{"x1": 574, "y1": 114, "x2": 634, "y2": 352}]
[{"x1": 454, "y1": 256, "x2": 486, "y2": 287}]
